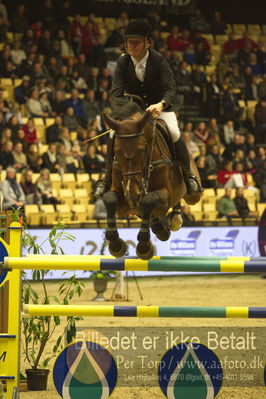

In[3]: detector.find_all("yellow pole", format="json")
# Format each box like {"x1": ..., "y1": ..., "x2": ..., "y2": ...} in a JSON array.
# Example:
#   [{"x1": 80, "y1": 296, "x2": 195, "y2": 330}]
[{"x1": 0, "y1": 222, "x2": 21, "y2": 399}]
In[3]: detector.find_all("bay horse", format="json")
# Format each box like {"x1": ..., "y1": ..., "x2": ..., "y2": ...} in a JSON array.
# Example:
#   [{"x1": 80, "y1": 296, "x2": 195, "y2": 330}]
[{"x1": 102, "y1": 101, "x2": 202, "y2": 260}]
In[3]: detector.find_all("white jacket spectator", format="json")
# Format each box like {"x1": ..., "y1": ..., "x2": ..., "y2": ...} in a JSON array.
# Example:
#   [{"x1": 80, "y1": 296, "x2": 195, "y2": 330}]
[
  {"x1": 27, "y1": 89, "x2": 48, "y2": 117},
  {"x1": 0, "y1": 167, "x2": 25, "y2": 210}
]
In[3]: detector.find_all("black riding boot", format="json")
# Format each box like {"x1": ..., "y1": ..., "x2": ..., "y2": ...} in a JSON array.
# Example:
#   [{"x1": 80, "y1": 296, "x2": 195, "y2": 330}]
[
  {"x1": 94, "y1": 137, "x2": 114, "y2": 199},
  {"x1": 174, "y1": 137, "x2": 202, "y2": 195}
]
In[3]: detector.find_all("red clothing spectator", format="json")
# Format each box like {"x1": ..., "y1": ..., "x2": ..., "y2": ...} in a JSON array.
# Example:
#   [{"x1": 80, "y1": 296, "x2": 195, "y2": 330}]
[
  {"x1": 176, "y1": 29, "x2": 194, "y2": 52},
  {"x1": 217, "y1": 168, "x2": 235, "y2": 185},
  {"x1": 236, "y1": 35, "x2": 258, "y2": 52},
  {"x1": 193, "y1": 31, "x2": 211, "y2": 53},
  {"x1": 167, "y1": 26, "x2": 181, "y2": 51},
  {"x1": 22, "y1": 118, "x2": 37, "y2": 144},
  {"x1": 223, "y1": 35, "x2": 238, "y2": 56}
]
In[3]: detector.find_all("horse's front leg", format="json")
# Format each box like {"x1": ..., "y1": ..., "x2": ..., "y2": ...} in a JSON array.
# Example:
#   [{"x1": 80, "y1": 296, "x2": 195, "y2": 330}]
[
  {"x1": 103, "y1": 190, "x2": 127, "y2": 258},
  {"x1": 137, "y1": 192, "x2": 160, "y2": 260}
]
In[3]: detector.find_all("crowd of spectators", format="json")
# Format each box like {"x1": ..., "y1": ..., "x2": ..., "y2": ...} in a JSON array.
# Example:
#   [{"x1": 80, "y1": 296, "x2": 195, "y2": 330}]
[{"x1": 0, "y1": 2, "x2": 265, "y2": 212}]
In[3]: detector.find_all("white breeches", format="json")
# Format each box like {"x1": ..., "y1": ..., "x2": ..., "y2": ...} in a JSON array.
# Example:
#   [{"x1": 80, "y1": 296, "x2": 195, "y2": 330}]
[{"x1": 158, "y1": 111, "x2": 181, "y2": 143}]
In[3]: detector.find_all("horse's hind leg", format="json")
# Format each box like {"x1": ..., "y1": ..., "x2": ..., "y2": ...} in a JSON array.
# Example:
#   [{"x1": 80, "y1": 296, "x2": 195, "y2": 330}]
[
  {"x1": 137, "y1": 192, "x2": 160, "y2": 260},
  {"x1": 103, "y1": 191, "x2": 127, "y2": 258}
]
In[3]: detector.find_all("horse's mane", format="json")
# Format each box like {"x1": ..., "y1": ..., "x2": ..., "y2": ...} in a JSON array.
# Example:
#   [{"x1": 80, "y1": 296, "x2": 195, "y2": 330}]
[{"x1": 110, "y1": 99, "x2": 143, "y2": 121}]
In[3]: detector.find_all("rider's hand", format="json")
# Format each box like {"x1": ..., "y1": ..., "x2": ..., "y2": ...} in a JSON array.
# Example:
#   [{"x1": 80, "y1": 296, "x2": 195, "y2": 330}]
[{"x1": 146, "y1": 102, "x2": 164, "y2": 119}]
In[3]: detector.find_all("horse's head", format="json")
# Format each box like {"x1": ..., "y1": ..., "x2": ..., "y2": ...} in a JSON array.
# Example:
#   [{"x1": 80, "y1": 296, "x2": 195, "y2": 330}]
[{"x1": 103, "y1": 111, "x2": 151, "y2": 207}]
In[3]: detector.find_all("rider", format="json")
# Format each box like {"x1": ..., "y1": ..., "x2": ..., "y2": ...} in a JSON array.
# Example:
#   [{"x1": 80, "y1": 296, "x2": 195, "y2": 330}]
[{"x1": 95, "y1": 19, "x2": 201, "y2": 198}]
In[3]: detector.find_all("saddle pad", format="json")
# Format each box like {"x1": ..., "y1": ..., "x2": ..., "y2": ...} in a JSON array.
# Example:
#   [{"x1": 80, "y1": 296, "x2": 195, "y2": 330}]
[{"x1": 156, "y1": 119, "x2": 176, "y2": 161}]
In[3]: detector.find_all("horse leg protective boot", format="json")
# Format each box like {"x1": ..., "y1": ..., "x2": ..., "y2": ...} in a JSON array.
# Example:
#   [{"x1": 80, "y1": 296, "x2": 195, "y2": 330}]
[
  {"x1": 94, "y1": 137, "x2": 114, "y2": 199},
  {"x1": 174, "y1": 136, "x2": 202, "y2": 195}
]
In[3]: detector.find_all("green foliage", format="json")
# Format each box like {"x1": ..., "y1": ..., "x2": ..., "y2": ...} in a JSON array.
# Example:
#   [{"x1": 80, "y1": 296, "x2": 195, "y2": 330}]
[{"x1": 21, "y1": 221, "x2": 84, "y2": 371}]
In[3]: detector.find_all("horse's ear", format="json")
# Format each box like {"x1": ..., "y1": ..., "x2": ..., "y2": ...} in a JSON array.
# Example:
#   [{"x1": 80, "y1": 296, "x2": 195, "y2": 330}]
[
  {"x1": 136, "y1": 111, "x2": 150, "y2": 131},
  {"x1": 102, "y1": 112, "x2": 120, "y2": 131}
]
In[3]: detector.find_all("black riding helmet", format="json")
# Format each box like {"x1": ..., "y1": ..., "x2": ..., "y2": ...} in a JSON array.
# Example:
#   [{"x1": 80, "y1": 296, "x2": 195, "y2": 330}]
[{"x1": 124, "y1": 19, "x2": 152, "y2": 39}]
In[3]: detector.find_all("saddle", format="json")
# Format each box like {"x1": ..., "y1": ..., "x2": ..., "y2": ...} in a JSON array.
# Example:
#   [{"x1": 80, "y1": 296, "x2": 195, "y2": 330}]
[{"x1": 156, "y1": 119, "x2": 176, "y2": 162}]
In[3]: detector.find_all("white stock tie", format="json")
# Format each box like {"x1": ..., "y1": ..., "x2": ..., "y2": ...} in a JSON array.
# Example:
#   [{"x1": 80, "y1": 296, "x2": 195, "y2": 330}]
[{"x1": 135, "y1": 61, "x2": 144, "y2": 82}]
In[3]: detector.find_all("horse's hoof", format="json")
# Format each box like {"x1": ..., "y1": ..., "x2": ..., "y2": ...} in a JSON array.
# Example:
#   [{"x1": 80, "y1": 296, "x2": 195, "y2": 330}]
[
  {"x1": 136, "y1": 241, "x2": 154, "y2": 260},
  {"x1": 168, "y1": 213, "x2": 183, "y2": 232},
  {"x1": 151, "y1": 223, "x2": 171, "y2": 241},
  {"x1": 109, "y1": 239, "x2": 127, "y2": 258}
]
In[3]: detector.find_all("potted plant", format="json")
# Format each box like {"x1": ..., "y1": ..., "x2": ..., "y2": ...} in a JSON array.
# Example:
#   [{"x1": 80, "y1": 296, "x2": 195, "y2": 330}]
[
  {"x1": 90, "y1": 270, "x2": 116, "y2": 301},
  {"x1": 21, "y1": 222, "x2": 85, "y2": 391}
]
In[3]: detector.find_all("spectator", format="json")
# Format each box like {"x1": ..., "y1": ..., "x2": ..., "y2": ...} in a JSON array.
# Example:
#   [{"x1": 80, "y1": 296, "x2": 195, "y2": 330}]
[
  {"x1": 65, "y1": 88, "x2": 85, "y2": 122},
  {"x1": 57, "y1": 142, "x2": 78, "y2": 173},
  {"x1": 12, "y1": 142, "x2": 27, "y2": 171},
  {"x1": 51, "y1": 90, "x2": 67, "y2": 116},
  {"x1": 39, "y1": 91, "x2": 53, "y2": 116},
  {"x1": 98, "y1": 91, "x2": 111, "y2": 113},
  {"x1": 0, "y1": 167, "x2": 25, "y2": 210},
  {"x1": 246, "y1": 133, "x2": 256, "y2": 152},
  {"x1": 167, "y1": 26, "x2": 181, "y2": 51},
  {"x1": 222, "y1": 120, "x2": 235, "y2": 146},
  {"x1": 223, "y1": 32, "x2": 238, "y2": 58},
  {"x1": 206, "y1": 74, "x2": 222, "y2": 119},
  {"x1": 42, "y1": 142, "x2": 61, "y2": 173},
  {"x1": 63, "y1": 106, "x2": 81, "y2": 131},
  {"x1": 183, "y1": 131, "x2": 199, "y2": 158},
  {"x1": 7, "y1": 115, "x2": 20, "y2": 141},
  {"x1": 210, "y1": 11, "x2": 227, "y2": 35},
  {"x1": 221, "y1": 87, "x2": 242, "y2": 126},
  {"x1": 234, "y1": 187, "x2": 256, "y2": 218},
  {"x1": 10, "y1": 41, "x2": 26, "y2": 66},
  {"x1": 115, "y1": 11, "x2": 129, "y2": 30},
  {"x1": 71, "y1": 70, "x2": 88, "y2": 92},
  {"x1": 45, "y1": 116, "x2": 62, "y2": 143},
  {"x1": 27, "y1": 88, "x2": 48, "y2": 117},
  {"x1": 258, "y1": 74, "x2": 266, "y2": 99},
  {"x1": 56, "y1": 64, "x2": 73, "y2": 92},
  {"x1": 57, "y1": 29, "x2": 74, "y2": 58},
  {"x1": 151, "y1": 29, "x2": 165, "y2": 52},
  {"x1": 189, "y1": 8, "x2": 210, "y2": 33},
  {"x1": 36, "y1": 168, "x2": 60, "y2": 204},
  {"x1": 193, "y1": 122, "x2": 210, "y2": 145},
  {"x1": 1, "y1": 127, "x2": 12, "y2": 146},
  {"x1": 20, "y1": 168, "x2": 41, "y2": 204},
  {"x1": 0, "y1": 16, "x2": 8, "y2": 41},
  {"x1": 26, "y1": 143, "x2": 43, "y2": 172},
  {"x1": 22, "y1": 117, "x2": 38, "y2": 144},
  {"x1": 218, "y1": 187, "x2": 239, "y2": 219},
  {"x1": 181, "y1": 204, "x2": 196, "y2": 226},
  {"x1": 254, "y1": 159, "x2": 266, "y2": 201},
  {"x1": 217, "y1": 160, "x2": 235, "y2": 186},
  {"x1": 207, "y1": 118, "x2": 222, "y2": 148},
  {"x1": 245, "y1": 52, "x2": 262, "y2": 77},
  {"x1": 82, "y1": 144, "x2": 105, "y2": 174},
  {"x1": 255, "y1": 98, "x2": 266, "y2": 144},
  {"x1": 74, "y1": 53, "x2": 90, "y2": 81},
  {"x1": 14, "y1": 75, "x2": 31, "y2": 104},
  {"x1": 196, "y1": 156, "x2": 217, "y2": 188},
  {"x1": 0, "y1": 141, "x2": 15, "y2": 169},
  {"x1": 93, "y1": 198, "x2": 107, "y2": 219},
  {"x1": 206, "y1": 144, "x2": 223, "y2": 172},
  {"x1": 70, "y1": 15, "x2": 85, "y2": 55},
  {"x1": 87, "y1": 67, "x2": 100, "y2": 92},
  {"x1": 82, "y1": 88, "x2": 101, "y2": 123},
  {"x1": 10, "y1": 4, "x2": 28, "y2": 34}
]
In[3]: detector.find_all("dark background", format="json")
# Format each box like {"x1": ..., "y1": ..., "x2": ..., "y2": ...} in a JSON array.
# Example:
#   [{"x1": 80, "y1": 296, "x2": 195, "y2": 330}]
[{"x1": 3, "y1": 0, "x2": 266, "y2": 25}]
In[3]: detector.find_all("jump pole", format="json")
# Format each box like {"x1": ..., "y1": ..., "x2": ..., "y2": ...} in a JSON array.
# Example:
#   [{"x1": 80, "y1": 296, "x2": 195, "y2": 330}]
[
  {"x1": 23, "y1": 305, "x2": 266, "y2": 319},
  {"x1": 0, "y1": 222, "x2": 22, "y2": 399},
  {"x1": 3, "y1": 256, "x2": 266, "y2": 273}
]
